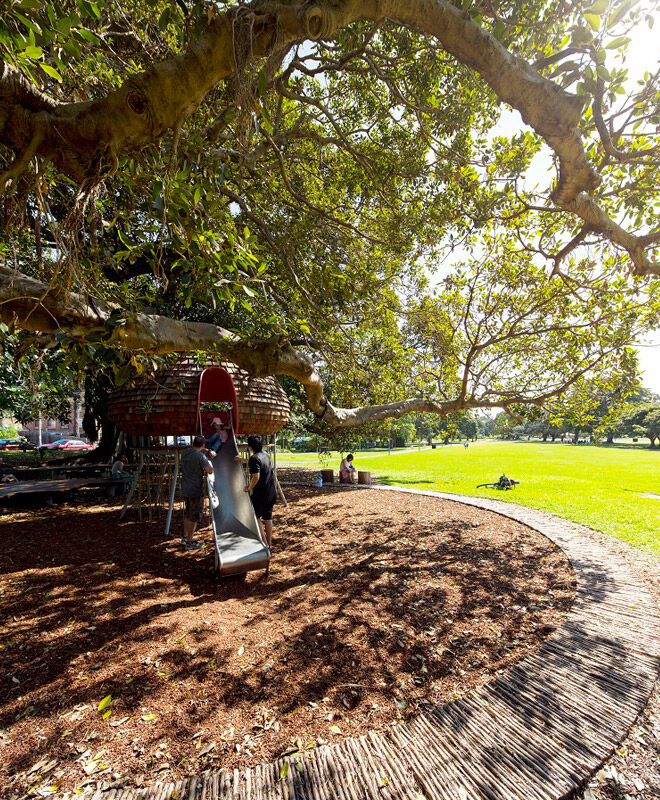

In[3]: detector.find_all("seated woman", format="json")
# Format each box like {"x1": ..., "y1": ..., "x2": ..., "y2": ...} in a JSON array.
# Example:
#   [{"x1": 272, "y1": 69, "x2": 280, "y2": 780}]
[
  {"x1": 339, "y1": 453, "x2": 356, "y2": 484},
  {"x1": 111, "y1": 459, "x2": 132, "y2": 479}
]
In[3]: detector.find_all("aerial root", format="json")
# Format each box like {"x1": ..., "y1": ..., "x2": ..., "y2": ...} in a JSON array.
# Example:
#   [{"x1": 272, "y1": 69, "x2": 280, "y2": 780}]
[{"x1": 0, "y1": 128, "x2": 44, "y2": 195}]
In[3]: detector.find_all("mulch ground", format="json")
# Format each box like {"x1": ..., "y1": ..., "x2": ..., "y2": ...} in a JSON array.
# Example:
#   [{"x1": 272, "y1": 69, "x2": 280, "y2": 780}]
[{"x1": 0, "y1": 486, "x2": 575, "y2": 798}]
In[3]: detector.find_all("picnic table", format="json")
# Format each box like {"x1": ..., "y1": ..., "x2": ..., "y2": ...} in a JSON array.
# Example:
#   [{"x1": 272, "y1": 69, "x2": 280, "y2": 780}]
[{"x1": 0, "y1": 477, "x2": 131, "y2": 504}]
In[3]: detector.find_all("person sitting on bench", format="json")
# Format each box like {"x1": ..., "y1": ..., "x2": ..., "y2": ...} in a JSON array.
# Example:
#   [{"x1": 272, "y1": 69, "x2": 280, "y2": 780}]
[
  {"x1": 339, "y1": 453, "x2": 357, "y2": 484},
  {"x1": 111, "y1": 459, "x2": 132, "y2": 479}
]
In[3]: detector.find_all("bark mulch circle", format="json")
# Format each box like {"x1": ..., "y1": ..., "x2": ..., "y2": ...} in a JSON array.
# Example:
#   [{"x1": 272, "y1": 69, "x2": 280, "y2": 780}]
[{"x1": 0, "y1": 486, "x2": 575, "y2": 797}]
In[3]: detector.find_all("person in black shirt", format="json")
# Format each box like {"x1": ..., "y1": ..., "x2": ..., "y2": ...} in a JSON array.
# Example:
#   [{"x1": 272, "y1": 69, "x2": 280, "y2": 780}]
[{"x1": 243, "y1": 434, "x2": 276, "y2": 548}]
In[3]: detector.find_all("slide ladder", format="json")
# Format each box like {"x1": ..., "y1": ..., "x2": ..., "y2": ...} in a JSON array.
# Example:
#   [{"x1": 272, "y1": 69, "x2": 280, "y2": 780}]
[{"x1": 206, "y1": 430, "x2": 270, "y2": 577}]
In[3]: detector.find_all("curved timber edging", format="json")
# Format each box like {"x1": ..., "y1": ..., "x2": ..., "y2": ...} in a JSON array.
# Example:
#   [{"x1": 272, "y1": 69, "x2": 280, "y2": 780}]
[{"x1": 83, "y1": 488, "x2": 660, "y2": 800}]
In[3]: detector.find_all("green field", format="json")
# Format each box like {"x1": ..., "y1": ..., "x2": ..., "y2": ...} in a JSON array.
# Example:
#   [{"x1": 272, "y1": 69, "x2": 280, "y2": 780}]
[{"x1": 279, "y1": 441, "x2": 660, "y2": 554}]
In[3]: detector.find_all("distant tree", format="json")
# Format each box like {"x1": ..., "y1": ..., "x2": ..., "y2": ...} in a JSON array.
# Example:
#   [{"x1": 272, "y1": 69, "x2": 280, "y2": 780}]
[
  {"x1": 0, "y1": 328, "x2": 75, "y2": 430},
  {"x1": 413, "y1": 414, "x2": 442, "y2": 445},
  {"x1": 475, "y1": 415, "x2": 497, "y2": 438},
  {"x1": 616, "y1": 402, "x2": 660, "y2": 447},
  {"x1": 547, "y1": 354, "x2": 640, "y2": 443},
  {"x1": 458, "y1": 415, "x2": 478, "y2": 441}
]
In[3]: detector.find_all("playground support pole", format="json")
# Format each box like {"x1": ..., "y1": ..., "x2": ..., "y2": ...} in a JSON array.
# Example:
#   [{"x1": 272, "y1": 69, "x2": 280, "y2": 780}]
[
  {"x1": 164, "y1": 449, "x2": 179, "y2": 538},
  {"x1": 120, "y1": 450, "x2": 143, "y2": 519},
  {"x1": 272, "y1": 436, "x2": 288, "y2": 507}
]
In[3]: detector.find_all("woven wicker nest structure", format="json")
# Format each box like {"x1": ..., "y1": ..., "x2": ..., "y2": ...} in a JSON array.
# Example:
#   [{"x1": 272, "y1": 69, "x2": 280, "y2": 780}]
[{"x1": 108, "y1": 358, "x2": 290, "y2": 437}]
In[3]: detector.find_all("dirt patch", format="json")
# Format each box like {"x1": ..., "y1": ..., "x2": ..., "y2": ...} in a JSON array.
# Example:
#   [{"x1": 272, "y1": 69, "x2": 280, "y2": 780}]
[{"x1": 0, "y1": 486, "x2": 574, "y2": 797}]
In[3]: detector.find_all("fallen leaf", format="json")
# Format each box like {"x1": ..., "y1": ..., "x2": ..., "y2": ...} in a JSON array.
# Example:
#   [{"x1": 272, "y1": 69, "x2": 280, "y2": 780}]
[
  {"x1": 97, "y1": 695, "x2": 112, "y2": 712},
  {"x1": 329, "y1": 725, "x2": 342, "y2": 734},
  {"x1": 198, "y1": 742, "x2": 216, "y2": 757}
]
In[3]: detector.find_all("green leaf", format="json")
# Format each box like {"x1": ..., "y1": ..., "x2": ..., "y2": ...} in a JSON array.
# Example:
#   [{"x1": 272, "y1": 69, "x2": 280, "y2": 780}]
[
  {"x1": 608, "y1": 0, "x2": 635, "y2": 28},
  {"x1": 606, "y1": 36, "x2": 630, "y2": 48},
  {"x1": 158, "y1": 6, "x2": 172, "y2": 29},
  {"x1": 39, "y1": 63, "x2": 62, "y2": 81},
  {"x1": 102, "y1": 709, "x2": 112, "y2": 719},
  {"x1": 23, "y1": 45, "x2": 43, "y2": 59},
  {"x1": 280, "y1": 762, "x2": 289, "y2": 780},
  {"x1": 493, "y1": 20, "x2": 506, "y2": 39},
  {"x1": 56, "y1": 17, "x2": 73, "y2": 34},
  {"x1": 13, "y1": 11, "x2": 42, "y2": 36},
  {"x1": 584, "y1": 13, "x2": 601, "y2": 30},
  {"x1": 97, "y1": 695, "x2": 112, "y2": 712},
  {"x1": 77, "y1": 28, "x2": 101, "y2": 44}
]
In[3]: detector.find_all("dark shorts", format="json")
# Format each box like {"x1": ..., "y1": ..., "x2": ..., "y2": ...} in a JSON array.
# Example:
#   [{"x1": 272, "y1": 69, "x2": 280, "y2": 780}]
[
  {"x1": 184, "y1": 495, "x2": 204, "y2": 522},
  {"x1": 251, "y1": 495, "x2": 275, "y2": 521}
]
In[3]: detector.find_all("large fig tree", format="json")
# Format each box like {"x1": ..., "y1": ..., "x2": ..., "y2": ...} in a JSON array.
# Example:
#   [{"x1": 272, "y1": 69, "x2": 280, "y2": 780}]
[{"x1": 1, "y1": 0, "x2": 659, "y2": 427}]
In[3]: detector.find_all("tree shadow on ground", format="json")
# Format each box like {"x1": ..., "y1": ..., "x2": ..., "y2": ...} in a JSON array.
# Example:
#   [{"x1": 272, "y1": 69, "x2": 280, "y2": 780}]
[
  {"x1": 0, "y1": 487, "x2": 575, "y2": 793},
  {"x1": 373, "y1": 476, "x2": 434, "y2": 486}
]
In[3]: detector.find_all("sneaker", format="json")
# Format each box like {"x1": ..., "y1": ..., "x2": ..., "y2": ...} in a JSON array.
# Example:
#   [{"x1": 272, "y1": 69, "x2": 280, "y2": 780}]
[{"x1": 185, "y1": 541, "x2": 204, "y2": 550}]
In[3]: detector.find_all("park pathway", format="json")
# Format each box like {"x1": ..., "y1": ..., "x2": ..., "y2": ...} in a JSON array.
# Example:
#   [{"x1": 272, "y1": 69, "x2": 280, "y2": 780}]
[{"x1": 86, "y1": 490, "x2": 660, "y2": 800}]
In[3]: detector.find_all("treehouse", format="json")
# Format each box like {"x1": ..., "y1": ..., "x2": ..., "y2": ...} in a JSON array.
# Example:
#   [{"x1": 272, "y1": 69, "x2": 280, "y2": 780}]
[
  {"x1": 107, "y1": 358, "x2": 290, "y2": 536},
  {"x1": 107, "y1": 357, "x2": 290, "y2": 439}
]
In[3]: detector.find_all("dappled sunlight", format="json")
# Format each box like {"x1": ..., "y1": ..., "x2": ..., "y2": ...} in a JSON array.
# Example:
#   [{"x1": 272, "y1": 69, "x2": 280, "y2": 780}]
[{"x1": 0, "y1": 488, "x2": 574, "y2": 795}]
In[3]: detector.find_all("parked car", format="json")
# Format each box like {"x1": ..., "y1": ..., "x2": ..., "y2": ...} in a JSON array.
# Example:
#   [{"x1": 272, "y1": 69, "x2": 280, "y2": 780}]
[
  {"x1": 40, "y1": 439, "x2": 94, "y2": 451},
  {"x1": 0, "y1": 438, "x2": 36, "y2": 450}
]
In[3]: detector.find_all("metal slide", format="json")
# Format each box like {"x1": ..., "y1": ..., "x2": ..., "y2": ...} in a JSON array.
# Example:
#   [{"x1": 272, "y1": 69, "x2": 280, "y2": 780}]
[{"x1": 206, "y1": 430, "x2": 270, "y2": 577}]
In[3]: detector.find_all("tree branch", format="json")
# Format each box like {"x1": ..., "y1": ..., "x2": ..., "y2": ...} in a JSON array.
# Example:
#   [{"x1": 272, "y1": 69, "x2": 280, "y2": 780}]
[
  {"x1": 2, "y1": 0, "x2": 658, "y2": 272},
  {"x1": 0, "y1": 264, "x2": 463, "y2": 426}
]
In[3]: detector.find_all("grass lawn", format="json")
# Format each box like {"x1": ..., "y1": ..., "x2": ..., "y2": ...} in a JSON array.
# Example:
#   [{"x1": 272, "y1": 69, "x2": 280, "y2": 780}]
[{"x1": 279, "y1": 441, "x2": 660, "y2": 555}]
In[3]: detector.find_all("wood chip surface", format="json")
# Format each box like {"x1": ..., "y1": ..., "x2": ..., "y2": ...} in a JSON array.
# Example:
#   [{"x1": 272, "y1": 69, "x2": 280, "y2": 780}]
[{"x1": 0, "y1": 486, "x2": 574, "y2": 796}]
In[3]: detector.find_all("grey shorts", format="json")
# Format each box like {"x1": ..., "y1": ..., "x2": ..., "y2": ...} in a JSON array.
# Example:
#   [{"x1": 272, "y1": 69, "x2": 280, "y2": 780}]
[{"x1": 184, "y1": 495, "x2": 204, "y2": 522}]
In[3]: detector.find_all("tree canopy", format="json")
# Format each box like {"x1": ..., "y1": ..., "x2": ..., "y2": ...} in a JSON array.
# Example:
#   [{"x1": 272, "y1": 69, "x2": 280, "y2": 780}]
[{"x1": 1, "y1": 0, "x2": 660, "y2": 432}]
